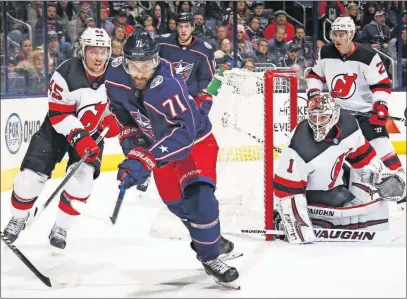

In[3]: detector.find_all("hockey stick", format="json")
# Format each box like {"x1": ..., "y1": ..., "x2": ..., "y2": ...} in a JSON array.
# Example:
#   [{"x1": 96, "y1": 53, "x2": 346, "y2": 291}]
[
  {"x1": 1, "y1": 231, "x2": 52, "y2": 287},
  {"x1": 110, "y1": 184, "x2": 126, "y2": 225},
  {"x1": 26, "y1": 127, "x2": 109, "y2": 228},
  {"x1": 239, "y1": 228, "x2": 398, "y2": 243},
  {"x1": 343, "y1": 109, "x2": 406, "y2": 125}
]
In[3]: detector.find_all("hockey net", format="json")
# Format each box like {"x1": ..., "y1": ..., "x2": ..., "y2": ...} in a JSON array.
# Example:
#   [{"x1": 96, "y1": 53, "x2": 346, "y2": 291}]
[{"x1": 150, "y1": 69, "x2": 298, "y2": 241}]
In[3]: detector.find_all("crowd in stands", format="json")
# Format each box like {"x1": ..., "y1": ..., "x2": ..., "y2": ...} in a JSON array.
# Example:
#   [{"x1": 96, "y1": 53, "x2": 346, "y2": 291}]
[{"x1": 1, "y1": 1, "x2": 406, "y2": 95}]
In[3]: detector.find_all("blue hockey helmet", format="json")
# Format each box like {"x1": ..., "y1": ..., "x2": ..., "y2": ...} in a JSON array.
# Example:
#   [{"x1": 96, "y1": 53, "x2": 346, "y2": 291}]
[
  {"x1": 123, "y1": 28, "x2": 160, "y2": 75},
  {"x1": 177, "y1": 12, "x2": 194, "y2": 25}
]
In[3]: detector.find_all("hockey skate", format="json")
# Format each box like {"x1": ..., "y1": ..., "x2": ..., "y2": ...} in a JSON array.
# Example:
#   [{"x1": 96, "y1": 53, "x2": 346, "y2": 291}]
[
  {"x1": 219, "y1": 236, "x2": 243, "y2": 261},
  {"x1": 199, "y1": 256, "x2": 240, "y2": 290},
  {"x1": 3, "y1": 214, "x2": 29, "y2": 243},
  {"x1": 49, "y1": 223, "x2": 67, "y2": 249},
  {"x1": 273, "y1": 209, "x2": 287, "y2": 241}
]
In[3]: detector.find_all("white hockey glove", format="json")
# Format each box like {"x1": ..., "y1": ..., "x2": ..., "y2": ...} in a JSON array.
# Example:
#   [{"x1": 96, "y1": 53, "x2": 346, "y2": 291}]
[
  {"x1": 360, "y1": 158, "x2": 406, "y2": 202},
  {"x1": 276, "y1": 195, "x2": 316, "y2": 244}
]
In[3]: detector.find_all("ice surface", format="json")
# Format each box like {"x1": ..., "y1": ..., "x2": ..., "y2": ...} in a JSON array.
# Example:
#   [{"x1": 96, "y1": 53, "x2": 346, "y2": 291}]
[{"x1": 1, "y1": 157, "x2": 406, "y2": 298}]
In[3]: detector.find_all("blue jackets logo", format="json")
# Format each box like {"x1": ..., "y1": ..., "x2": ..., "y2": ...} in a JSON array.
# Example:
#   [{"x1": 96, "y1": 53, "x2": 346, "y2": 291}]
[
  {"x1": 173, "y1": 60, "x2": 194, "y2": 82},
  {"x1": 5, "y1": 113, "x2": 23, "y2": 154}
]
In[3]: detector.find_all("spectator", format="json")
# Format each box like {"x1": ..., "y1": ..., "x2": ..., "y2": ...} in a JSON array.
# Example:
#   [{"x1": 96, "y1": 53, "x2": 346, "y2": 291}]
[
  {"x1": 251, "y1": 1, "x2": 270, "y2": 30},
  {"x1": 291, "y1": 63, "x2": 307, "y2": 89},
  {"x1": 204, "y1": 1, "x2": 226, "y2": 26},
  {"x1": 15, "y1": 50, "x2": 48, "y2": 93},
  {"x1": 166, "y1": 16, "x2": 177, "y2": 34},
  {"x1": 47, "y1": 31, "x2": 66, "y2": 73},
  {"x1": 178, "y1": 1, "x2": 192, "y2": 14},
  {"x1": 279, "y1": 43, "x2": 310, "y2": 71},
  {"x1": 85, "y1": 17, "x2": 96, "y2": 29},
  {"x1": 27, "y1": 1, "x2": 43, "y2": 31},
  {"x1": 111, "y1": 40, "x2": 124, "y2": 59},
  {"x1": 392, "y1": 10, "x2": 407, "y2": 38},
  {"x1": 362, "y1": 2, "x2": 378, "y2": 28},
  {"x1": 35, "y1": 3, "x2": 64, "y2": 46},
  {"x1": 287, "y1": 24, "x2": 312, "y2": 63},
  {"x1": 268, "y1": 25, "x2": 289, "y2": 61},
  {"x1": 55, "y1": 1, "x2": 72, "y2": 31},
  {"x1": 215, "y1": 25, "x2": 228, "y2": 49},
  {"x1": 361, "y1": 11, "x2": 391, "y2": 51},
  {"x1": 254, "y1": 38, "x2": 277, "y2": 64},
  {"x1": 115, "y1": 8, "x2": 135, "y2": 36},
  {"x1": 66, "y1": 5, "x2": 90, "y2": 44},
  {"x1": 237, "y1": 25, "x2": 255, "y2": 58},
  {"x1": 264, "y1": 11, "x2": 295, "y2": 42},
  {"x1": 152, "y1": 3, "x2": 166, "y2": 34},
  {"x1": 214, "y1": 38, "x2": 243, "y2": 68},
  {"x1": 112, "y1": 25, "x2": 127, "y2": 45},
  {"x1": 246, "y1": 16, "x2": 264, "y2": 41},
  {"x1": 109, "y1": 1, "x2": 127, "y2": 17},
  {"x1": 100, "y1": 6, "x2": 115, "y2": 36},
  {"x1": 194, "y1": 13, "x2": 214, "y2": 38},
  {"x1": 388, "y1": 25, "x2": 407, "y2": 81},
  {"x1": 241, "y1": 57, "x2": 256, "y2": 72},
  {"x1": 237, "y1": 1, "x2": 251, "y2": 25},
  {"x1": 125, "y1": 1, "x2": 146, "y2": 27},
  {"x1": 346, "y1": 2, "x2": 362, "y2": 34},
  {"x1": 319, "y1": 1, "x2": 345, "y2": 22},
  {"x1": 15, "y1": 39, "x2": 33, "y2": 65},
  {"x1": 141, "y1": 13, "x2": 156, "y2": 34},
  {"x1": 226, "y1": 12, "x2": 244, "y2": 41}
]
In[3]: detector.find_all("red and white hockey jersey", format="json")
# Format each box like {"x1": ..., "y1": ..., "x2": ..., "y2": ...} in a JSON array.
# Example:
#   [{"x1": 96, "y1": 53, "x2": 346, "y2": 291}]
[
  {"x1": 306, "y1": 43, "x2": 392, "y2": 113},
  {"x1": 47, "y1": 58, "x2": 108, "y2": 137},
  {"x1": 273, "y1": 111, "x2": 377, "y2": 199}
]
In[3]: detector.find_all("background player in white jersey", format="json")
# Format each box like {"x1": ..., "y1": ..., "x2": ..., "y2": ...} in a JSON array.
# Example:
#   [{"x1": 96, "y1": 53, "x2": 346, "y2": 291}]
[
  {"x1": 273, "y1": 94, "x2": 406, "y2": 244},
  {"x1": 3, "y1": 28, "x2": 120, "y2": 249},
  {"x1": 306, "y1": 17, "x2": 405, "y2": 186}
]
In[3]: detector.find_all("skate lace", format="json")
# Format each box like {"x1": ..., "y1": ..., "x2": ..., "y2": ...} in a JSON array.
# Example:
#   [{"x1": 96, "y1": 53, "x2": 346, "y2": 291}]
[
  {"x1": 5, "y1": 216, "x2": 26, "y2": 235},
  {"x1": 205, "y1": 258, "x2": 230, "y2": 274}
]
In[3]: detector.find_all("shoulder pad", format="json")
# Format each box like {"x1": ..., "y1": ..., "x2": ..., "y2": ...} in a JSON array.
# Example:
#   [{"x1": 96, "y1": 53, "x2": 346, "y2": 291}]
[{"x1": 111, "y1": 56, "x2": 123, "y2": 68}]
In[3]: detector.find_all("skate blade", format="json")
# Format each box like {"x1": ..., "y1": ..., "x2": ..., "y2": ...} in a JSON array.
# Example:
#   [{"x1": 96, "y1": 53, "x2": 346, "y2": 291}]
[
  {"x1": 219, "y1": 251, "x2": 243, "y2": 262},
  {"x1": 213, "y1": 277, "x2": 241, "y2": 290}
]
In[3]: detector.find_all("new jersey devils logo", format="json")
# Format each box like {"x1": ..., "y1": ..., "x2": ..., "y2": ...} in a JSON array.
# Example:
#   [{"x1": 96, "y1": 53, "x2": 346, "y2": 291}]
[
  {"x1": 172, "y1": 60, "x2": 194, "y2": 82},
  {"x1": 331, "y1": 73, "x2": 357, "y2": 100},
  {"x1": 328, "y1": 148, "x2": 353, "y2": 189}
]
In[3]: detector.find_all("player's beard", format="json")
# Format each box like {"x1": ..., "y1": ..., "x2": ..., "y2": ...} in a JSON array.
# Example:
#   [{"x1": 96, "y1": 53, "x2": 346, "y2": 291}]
[{"x1": 132, "y1": 76, "x2": 150, "y2": 90}]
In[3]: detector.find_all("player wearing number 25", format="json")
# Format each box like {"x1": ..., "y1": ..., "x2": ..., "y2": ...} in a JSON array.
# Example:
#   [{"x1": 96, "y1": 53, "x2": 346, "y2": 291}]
[
  {"x1": 105, "y1": 28, "x2": 240, "y2": 288},
  {"x1": 3, "y1": 28, "x2": 121, "y2": 249}
]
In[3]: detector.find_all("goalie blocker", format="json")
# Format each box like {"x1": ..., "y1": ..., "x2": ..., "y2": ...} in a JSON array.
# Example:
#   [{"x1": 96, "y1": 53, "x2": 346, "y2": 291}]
[{"x1": 273, "y1": 94, "x2": 406, "y2": 244}]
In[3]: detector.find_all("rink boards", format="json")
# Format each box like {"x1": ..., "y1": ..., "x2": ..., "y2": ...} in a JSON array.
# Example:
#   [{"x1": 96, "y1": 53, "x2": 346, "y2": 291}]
[{"x1": 1, "y1": 93, "x2": 406, "y2": 192}]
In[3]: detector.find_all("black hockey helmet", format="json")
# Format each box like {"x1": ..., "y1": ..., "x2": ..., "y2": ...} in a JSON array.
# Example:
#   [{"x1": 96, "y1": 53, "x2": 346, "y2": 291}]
[
  {"x1": 123, "y1": 28, "x2": 160, "y2": 62},
  {"x1": 177, "y1": 12, "x2": 194, "y2": 25}
]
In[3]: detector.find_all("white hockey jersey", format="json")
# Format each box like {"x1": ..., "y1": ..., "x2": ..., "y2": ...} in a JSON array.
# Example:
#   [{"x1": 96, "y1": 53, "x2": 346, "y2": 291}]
[
  {"x1": 47, "y1": 57, "x2": 108, "y2": 137},
  {"x1": 306, "y1": 43, "x2": 392, "y2": 113},
  {"x1": 273, "y1": 111, "x2": 376, "y2": 199}
]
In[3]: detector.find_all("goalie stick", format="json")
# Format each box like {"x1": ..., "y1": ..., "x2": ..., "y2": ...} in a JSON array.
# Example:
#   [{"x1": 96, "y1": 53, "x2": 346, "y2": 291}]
[
  {"x1": 26, "y1": 127, "x2": 109, "y2": 228},
  {"x1": 239, "y1": 228, "x2": 399, "y2": 243}
]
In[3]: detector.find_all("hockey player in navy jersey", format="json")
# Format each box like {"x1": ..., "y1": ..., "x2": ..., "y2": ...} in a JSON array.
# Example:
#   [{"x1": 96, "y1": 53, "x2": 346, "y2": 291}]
[
  {"x1": 159, "y1": 12, "x2": 215, "y2": 114},
  {"x1": 105, "y1": 29, "x2": 239, "y2": 289}
]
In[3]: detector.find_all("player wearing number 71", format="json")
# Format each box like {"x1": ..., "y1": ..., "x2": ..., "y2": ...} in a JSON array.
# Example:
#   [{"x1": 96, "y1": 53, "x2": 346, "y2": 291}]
[
  {"x1": 104, "y1": 28, "x2": 240, "y2": 289},
  {"x1": 3, "y1": 28, "x2": 121, "y2": 249}
]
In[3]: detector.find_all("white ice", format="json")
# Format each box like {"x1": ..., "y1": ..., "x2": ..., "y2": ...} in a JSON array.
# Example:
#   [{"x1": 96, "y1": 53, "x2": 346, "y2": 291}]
[{"x1": 1, "y1": 156, "x2": 406, "y2": 298}]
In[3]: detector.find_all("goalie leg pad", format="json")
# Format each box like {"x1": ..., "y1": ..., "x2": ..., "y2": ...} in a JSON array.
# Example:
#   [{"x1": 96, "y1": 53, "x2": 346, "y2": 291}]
[
  {"x1": 182, "y1": 183, "x2": 221, "y2": 261},
  {"x1": 277, "y1": 195, "x2": 316, "y2": 244}
]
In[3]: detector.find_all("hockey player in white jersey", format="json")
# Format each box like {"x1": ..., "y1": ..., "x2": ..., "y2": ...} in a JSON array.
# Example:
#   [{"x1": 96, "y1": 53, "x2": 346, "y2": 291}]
[
  {"x1": 306, "y1": 17, "x2": 404, "y2": 176},
  {"x1": 3, "y1": 28, "x2": 121, "y2": 249},
  {"x1": 273, "y1": 94, "x2": 406, "y2": 244}
]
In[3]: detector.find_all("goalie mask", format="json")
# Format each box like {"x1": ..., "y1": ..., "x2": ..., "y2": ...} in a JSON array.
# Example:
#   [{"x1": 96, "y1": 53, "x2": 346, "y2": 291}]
[{"x1": 307, "y1": 94, "x2": 340, "y2": 142}]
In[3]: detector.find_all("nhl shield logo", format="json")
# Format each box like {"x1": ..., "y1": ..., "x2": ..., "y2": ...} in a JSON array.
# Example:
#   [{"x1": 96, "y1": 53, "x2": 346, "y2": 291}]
[{"x1": 173, "y1": 60, "x2": 194, "y2": 82}]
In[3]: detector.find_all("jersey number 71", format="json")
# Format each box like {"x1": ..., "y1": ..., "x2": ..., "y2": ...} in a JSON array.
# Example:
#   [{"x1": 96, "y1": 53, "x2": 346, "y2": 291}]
[{"x1": 162, "y1": 94, "x2": 188, "y2": 118}]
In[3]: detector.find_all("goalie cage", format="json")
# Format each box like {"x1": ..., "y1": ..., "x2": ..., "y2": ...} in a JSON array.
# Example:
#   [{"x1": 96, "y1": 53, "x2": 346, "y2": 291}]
[{"x1": 150, "y1": 69, "x2": 299, "y2": 241}]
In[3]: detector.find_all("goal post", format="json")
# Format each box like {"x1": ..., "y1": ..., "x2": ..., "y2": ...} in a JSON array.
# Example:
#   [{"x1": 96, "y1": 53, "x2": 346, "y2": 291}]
[{"x1": 149, "y1": 68, "x2": 299, "y2": 241}]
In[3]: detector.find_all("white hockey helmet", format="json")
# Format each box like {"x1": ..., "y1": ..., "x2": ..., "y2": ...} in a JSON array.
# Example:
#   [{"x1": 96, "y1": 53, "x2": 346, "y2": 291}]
[
  {"x1": 330, "y1": 17, "x2": 356, "y2": 44},
  {"x1": 307, "y1": 94, "x2": 340, "y2": 142},
  {"x1": 80, "y1": 28, "x2": 111, "y2": 73}
]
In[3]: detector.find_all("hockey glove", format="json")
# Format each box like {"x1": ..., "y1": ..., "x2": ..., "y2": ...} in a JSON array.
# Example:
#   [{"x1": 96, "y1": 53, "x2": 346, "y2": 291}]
[
  {"x1": 117, "y1": 147, "x2": 156, "y2": 189},
  {"x1": 67, "y1": 128, "x2": 100, "y2": 162},
  {"x1": 119, "y1": 126, "x2": 150, "y2": 156},
  {"x1": 369, "y1": 101, "x2": 389, "y2": 126},
  {"x1": 98, "y1": 113, "x2": 121, "y2": 138},
  {"x1": 194, "y1": 92, "x2": 213, "y2": 114}
]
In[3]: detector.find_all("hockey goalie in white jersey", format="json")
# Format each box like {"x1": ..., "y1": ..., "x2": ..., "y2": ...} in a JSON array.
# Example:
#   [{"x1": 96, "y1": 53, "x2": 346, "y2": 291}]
[
  {"x1": 306, "y1": 17, "x2": 404, "y2": 176},
  {"x1": 273, "y1": 94, "x2": 406, "y2": 244}
]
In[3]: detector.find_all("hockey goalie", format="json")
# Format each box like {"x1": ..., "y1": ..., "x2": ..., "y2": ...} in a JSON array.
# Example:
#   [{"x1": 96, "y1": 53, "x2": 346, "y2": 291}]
[{"x1": 273, "y1": 94, "x2": 406, "y2": 244}]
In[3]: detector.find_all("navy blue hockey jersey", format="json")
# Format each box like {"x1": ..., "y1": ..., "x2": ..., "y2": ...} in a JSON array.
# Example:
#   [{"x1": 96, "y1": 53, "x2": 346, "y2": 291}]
[
  {"x1": 159, "y1": 33, "x2": 215, "y2": 98},
  {"x1": 105, "y1": 57, "x2": 212, "y2": 165}
]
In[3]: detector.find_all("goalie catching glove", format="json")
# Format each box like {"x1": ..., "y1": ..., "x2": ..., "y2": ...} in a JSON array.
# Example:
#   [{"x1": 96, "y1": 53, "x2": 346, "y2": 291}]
[
  {"x1": 360, "y1": 158, "x2": 406, "y2": 202},
  {"x1": 276, "y1": 194, "x2": 316, "y2": 244},
  {"x1": 117, "y1": 147, "x2": 156, "y2": 189}
]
